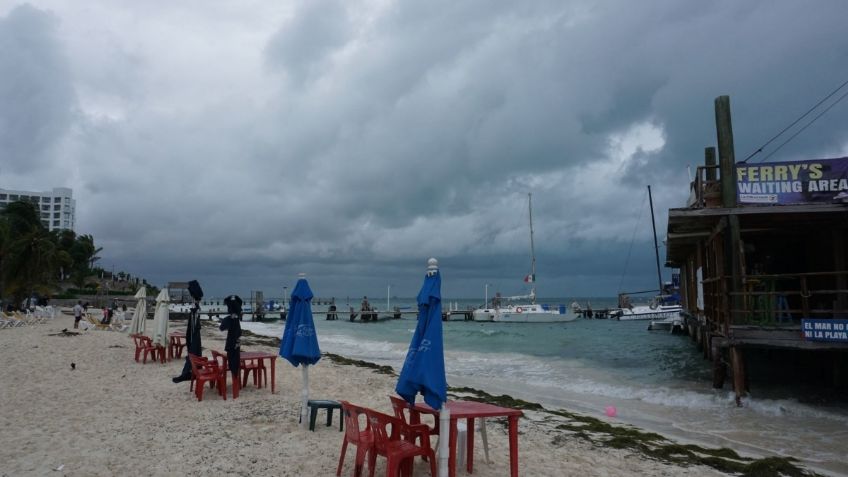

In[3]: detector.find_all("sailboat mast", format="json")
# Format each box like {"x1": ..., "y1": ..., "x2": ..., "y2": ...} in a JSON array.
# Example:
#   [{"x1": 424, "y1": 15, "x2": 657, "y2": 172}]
[
  {"x1": 647, "y1": 185, "x2": 663, "y2": 293},
  {"x1": 528, "y1": 193, "x2": 536, "y2": 303}
]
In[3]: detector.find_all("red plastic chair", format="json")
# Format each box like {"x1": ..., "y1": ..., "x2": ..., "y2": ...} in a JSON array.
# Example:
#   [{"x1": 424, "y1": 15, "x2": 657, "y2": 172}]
[
  {"x1": 241, "y1": 357, "x2": 267, "y2": 389},
  {"x1": 156, "y1": 343, "x2": 168, "y2": 363},
  {"x1": 337, "y1": 401, "x2": 374, "y2": 477},
  {"x1": 187, "y1": 353, "x2": 226, "y2": 401},
  {"x1": 365, "y1": 408, "x2": 436, "y2": 477},
  {"x1": 169, "y1": 335, "x2": 185, "y2": 359},
  {"x1": 130, "y1": 334, "x2": 144, "y2": 362},
  {"x1": 389, "y1": 396, "x2": 437, "y2": 456},
  {"x1": 133, "y1": 335, "x2": 160, "y2": 364},
  {"x1": 210, "y1": 349, "x2": 229, "y2": 373},
  {"x1": 210, "y1": 350, "x2": 240, "y2": 399}
]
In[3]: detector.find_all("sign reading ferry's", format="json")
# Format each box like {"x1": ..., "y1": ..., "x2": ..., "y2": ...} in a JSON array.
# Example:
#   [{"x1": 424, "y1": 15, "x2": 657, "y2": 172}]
[
  {"x1": 801, "y1": 319, "x2": 848, "y2": 342},
  {"x1": 736, "y1": 157, "x2": 848, "y2": 205}
]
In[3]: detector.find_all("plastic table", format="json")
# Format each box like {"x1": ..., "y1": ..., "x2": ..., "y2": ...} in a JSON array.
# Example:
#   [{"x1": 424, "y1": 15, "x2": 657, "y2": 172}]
[{"x1": 413, "y1": 400, "x2": 523, "y2": 477}]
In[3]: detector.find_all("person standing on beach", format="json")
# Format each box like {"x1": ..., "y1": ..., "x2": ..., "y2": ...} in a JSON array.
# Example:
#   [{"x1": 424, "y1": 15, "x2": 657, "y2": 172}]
[
  {"x1": 327, "y1": 297, "x2": 337, "y2": 320},
  {"x1": 220, "y1": 295, "x2": 243, "y2": 399},
  {"x1": 73, "y1": 300, "x2": 83, "y2": 329}
]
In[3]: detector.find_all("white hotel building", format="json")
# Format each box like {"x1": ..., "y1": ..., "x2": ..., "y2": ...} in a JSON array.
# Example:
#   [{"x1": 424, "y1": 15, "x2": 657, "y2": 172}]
[{"x1": 0, "y1": 187, "x2": 76, "y2": 232}]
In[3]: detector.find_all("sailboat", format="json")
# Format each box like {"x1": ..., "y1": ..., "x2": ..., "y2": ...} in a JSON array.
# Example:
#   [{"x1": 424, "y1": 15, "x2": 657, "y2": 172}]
[
  {"x1": 610, "y1": 185, "x2": 683, "y2": 322},
  {"x1": 472, "y1": 194, "x2": 578, "y2": 323}
]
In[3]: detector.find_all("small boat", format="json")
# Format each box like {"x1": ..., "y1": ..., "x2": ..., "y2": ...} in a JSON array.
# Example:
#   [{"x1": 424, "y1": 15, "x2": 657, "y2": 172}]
[
  {"x1": 647, "y1": 314, "x2": 685, "y2": 333},
  {"x1": 471, "y1": 194, "x2": 578, "y2": 323},
  {"x1": 611, "y1": 301, "x2": 682, "y2": 321}
]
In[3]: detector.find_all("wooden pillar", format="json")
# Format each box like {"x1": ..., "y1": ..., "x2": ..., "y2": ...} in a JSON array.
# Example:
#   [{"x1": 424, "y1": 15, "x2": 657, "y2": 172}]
[
  {"x1": 712, "y1": 347, "x2": 726, "y2": 389},
  {"x1": 715, "y1": 96, "x2": 743, "y2": 326},
  {"x1": 715, "y1": 96, "x2": 737, "y2": 209},
  {"x1": 705, "y1": 147, "x2": 717, "y2": 181},
  {"x1": 730, "y1": 346, "x2": 747, "y2": 405}
]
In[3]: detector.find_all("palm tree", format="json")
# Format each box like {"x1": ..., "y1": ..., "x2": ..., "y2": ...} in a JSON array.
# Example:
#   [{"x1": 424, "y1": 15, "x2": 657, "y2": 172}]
[
  {"x1": 4, "y1": 229, "x2": 56, "y2": 304},
  {"x1": 0, "y1": 218, "x2": 9, "y2": 305},
  {"x1": 1, "y1": 201, "x2": 57, "y2": 305}
]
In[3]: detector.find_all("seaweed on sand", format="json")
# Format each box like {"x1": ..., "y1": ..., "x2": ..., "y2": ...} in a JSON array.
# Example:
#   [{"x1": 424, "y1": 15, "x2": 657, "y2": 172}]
[
  {"x1": 446, "y1": 386, "x2": 820, "y2": 477},
  {"x1": 238, "y1": 329, "x2": 282, "y2": 348},
  {"x1": 324, "y1": 353, "x2": 396, "y2": 376}
]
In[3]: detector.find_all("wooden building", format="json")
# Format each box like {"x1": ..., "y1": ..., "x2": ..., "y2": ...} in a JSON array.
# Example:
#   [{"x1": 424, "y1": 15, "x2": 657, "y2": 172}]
[{"x1": 665, "y1": 96, "x2": 848, "y2": 404}]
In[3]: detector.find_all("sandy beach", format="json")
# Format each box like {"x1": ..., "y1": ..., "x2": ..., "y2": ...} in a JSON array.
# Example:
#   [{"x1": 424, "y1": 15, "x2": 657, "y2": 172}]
[{"x1": 0, "y1": 317, "x2": 773, "y2": 476}]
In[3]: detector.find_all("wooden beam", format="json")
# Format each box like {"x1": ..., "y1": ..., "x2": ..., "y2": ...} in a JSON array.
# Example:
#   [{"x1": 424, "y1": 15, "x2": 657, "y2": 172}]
[
  {"x1": 730, "y1": 346, "x2": 746, "y2": 405},
  {"x1": 669, "y1": 203, "x2": 848, "y2": 218},
  {"x1": 705, "y1": 147, "x2": 717, "y2": 181},
  {"x1": 713, "y1": 337, "x2": 848, "y2": 351},
  {"x1": 715, "y1": 96, "x2": 737, "y2": 208}
]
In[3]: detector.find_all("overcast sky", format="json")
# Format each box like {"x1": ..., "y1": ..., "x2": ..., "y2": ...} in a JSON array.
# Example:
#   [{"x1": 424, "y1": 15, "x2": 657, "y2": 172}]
[{"x1": 2, "y1": 1, "x2": 848, "y2": 301}]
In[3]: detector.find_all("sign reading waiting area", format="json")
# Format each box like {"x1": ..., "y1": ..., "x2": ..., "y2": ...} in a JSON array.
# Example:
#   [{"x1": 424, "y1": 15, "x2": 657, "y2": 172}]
[
  {"x1": 801, "y1": 319, "x2": 848, "y2": 342},
  {"x1": 736, "y1": 157, "x2": 848, "y2": 205}
]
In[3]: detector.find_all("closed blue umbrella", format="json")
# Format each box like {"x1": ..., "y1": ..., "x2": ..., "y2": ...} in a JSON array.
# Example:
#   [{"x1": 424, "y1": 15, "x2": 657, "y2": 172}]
[
  {"x1": 396, "y1": 258, "x2": 447, "y2": 410},
  {"x1": 397, "y1": 258, "x2": 449, "y2": 476},
  {"x1": 279, "y1": 274, "x2": 321, "y2": 427}
]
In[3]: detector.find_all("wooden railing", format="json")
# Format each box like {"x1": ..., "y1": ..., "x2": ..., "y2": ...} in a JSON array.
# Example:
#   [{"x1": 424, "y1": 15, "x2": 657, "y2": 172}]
[
  {"x1": 701, "y1": 271, "x2": 848, "y2": 330},
  {"x1": 686, "y1": 165, "x2": 722, "y2": 208}
]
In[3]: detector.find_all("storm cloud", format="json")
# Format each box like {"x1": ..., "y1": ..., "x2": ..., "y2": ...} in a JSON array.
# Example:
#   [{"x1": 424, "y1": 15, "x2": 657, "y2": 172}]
[{"x1": 2, "y1": 0, "x2": 847, "y2": 299}]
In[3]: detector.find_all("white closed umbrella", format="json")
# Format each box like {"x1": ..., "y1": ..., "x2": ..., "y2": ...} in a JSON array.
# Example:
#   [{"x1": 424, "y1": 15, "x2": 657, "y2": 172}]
[
  {"x1": 151, "y1": 288, "x2": 170, "y2": 348},
  {"x1": 129, "y1": 286, "x2": 147, "y2": 334}
]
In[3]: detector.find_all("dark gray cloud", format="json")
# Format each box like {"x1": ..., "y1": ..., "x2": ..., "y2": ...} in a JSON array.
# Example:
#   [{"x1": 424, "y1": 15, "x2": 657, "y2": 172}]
[
  {"x1": 2, "y1": 0, "x2": 848, "y2": 299},
  {"x1": 0, "y1": 4, "x2": 75, "y2": 173}
]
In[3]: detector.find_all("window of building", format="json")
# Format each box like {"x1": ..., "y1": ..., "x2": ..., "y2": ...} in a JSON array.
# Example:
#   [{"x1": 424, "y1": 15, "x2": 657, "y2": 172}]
[
  {"x1": 53, "y1": 212, "x2": 60, "y2": 218},
  {"x1": 53, "y1": 220, "x2": 60, "y2": 226},
  {"x1": 54, "y1": 197, "x2": 60, "y2": 202},
  {"x1": 0, "y1": 194, "x2": 6, "y2": 200},
  {"x1": 10, "y1": 195, "x2": 19, "y2": 200}
]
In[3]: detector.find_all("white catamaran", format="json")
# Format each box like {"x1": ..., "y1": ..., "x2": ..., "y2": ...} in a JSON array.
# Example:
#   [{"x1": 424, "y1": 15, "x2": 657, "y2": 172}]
[{"x1": 472, "y1": 194, "x2": 578, "y2": 323}]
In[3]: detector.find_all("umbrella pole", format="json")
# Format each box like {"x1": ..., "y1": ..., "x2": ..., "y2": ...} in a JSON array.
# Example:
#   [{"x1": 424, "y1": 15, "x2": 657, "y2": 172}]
[
  {"x1": 439, "y1": 406, "x2": 450, "y2": 477},
  {"x1": 300, "y1": 365, "x2": 310, "y2": 429}
]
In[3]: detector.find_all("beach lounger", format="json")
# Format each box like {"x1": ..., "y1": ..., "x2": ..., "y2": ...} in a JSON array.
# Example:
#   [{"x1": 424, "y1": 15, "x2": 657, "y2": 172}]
[
  {"x1": 0, "y1": 313, "x2": 16, "y2": 328},
  {"x1": 1, "y1": 312, "x2": 26, "y2": 327},
  {"x1": 13, "y1": 311, "x2": 37, "y2": 325},
  {"x1": 85, "y1": 314, "x2": 111, "y2": 331}
]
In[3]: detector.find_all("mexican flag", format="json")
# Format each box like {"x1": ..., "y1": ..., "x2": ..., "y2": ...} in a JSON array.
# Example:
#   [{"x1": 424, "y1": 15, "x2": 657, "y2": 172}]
[{"x1": 523, "y1": 274, "x2": 535, "y2": 283}]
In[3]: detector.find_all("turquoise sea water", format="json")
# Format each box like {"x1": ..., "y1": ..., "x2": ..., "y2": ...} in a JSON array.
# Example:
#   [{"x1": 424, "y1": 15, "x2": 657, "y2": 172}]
[{"x1": 235, "y1": 296, "x2": 848, "y2": 476}]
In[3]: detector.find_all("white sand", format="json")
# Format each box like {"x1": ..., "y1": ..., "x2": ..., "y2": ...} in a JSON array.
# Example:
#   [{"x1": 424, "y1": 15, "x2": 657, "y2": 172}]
[{"x1": 0, "y1": 318, "x2": 730, "y2": 476}]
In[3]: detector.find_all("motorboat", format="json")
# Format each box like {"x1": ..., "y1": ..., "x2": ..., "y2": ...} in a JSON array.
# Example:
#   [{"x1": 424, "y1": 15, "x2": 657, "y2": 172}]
[
  {"x1": 471, "y1": 194, "x2": 578, "y2": 323},
  {"x1": 611, "y1": 300, "x2": 683, "y2": 321},
  {"x1": 647, "y1": 313, "x2": 685, "y2": 332}
]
